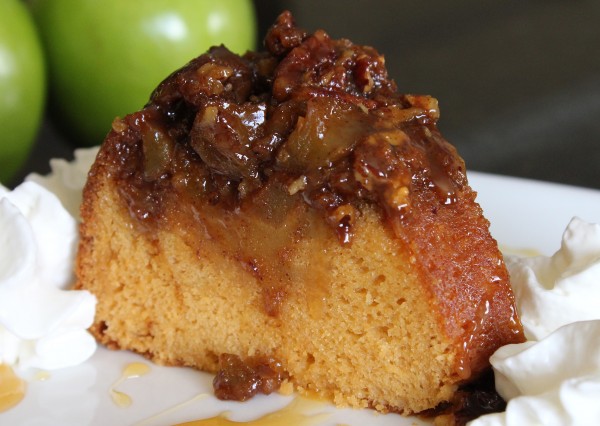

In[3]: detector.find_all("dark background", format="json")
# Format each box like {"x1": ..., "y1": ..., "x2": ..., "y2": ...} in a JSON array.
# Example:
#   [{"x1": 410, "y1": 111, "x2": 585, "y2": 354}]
[{"x1": 17, "y1": 0, "x2": 600, "y2": 189}]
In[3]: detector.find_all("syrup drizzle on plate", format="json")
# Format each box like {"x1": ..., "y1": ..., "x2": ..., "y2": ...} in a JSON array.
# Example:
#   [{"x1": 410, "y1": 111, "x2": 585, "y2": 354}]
[
  {"x1": 109, "y1": 362, "x2": 151, "y2": 408},
  {"x1": 34, "y1": 370, "x2": 51, "y2": 382},
  {"x1": 174, "y1": 397, "x2": 331, "y2": 426},
  {"x1": 0, "y1": 364, "x2": 26, "y2": 413}
]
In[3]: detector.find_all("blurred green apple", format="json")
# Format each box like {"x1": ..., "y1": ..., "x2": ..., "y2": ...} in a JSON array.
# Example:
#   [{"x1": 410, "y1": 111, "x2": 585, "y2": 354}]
[
  {"x1": 0, "y1": 0, "x2": 45, "y2": 184},
  {"x1": 30, "y1": 0, "x2": 257, "y2": 145}
]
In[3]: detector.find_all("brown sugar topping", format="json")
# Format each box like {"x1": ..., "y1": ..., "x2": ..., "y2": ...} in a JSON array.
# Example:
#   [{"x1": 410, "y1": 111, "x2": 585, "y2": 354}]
[{"x1": 106, "y1": 11, "x2": 465, "y2": 245}]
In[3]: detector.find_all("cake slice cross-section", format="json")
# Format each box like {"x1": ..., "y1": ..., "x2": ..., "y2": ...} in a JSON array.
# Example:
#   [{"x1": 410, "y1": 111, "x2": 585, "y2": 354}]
[{"x1": 75, "y1": 11, "x2": 524, "y2": 417}]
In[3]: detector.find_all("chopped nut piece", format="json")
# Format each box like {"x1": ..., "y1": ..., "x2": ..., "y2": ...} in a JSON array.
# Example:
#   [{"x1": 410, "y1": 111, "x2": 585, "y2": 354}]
[
  {"x1": 196, "y1": 62, "x2": 234, "y2": 96},
  {"x1": 387, "y1": 185, "x2": 410, "y2": 211},
  {"x1": 111, "y1": 117, "x2": 127, "y2": 133},
  {"x1": 329, "y1": 204, "x2": 356, "y2": 224},
  {"x1": 288, "y1": 175, "x2": 307, "y2": 195}
]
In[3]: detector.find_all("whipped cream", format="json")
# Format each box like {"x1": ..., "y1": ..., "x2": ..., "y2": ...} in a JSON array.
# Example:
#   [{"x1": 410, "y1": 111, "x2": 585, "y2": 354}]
[
  {"x1": 27, "y1": 147, "x2": 99, "y2": 219},
  {"x1": 0, "y1": 148, "x2": 99, "y2": 371},
  {"x1": 470, "y1": 320, "x2": 600, "y2": 426},
  {"x1": 470, "y1": 217, "x2": 600, "y2": 426},
  {"x1": 506, "y1": 217, "x2": 600, "y2": 341}
]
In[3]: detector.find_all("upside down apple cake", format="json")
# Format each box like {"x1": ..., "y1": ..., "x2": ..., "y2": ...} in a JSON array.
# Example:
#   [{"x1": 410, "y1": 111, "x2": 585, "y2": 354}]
[{"x1": 75, "y1": 11, "x2": 524, "y2": 418}]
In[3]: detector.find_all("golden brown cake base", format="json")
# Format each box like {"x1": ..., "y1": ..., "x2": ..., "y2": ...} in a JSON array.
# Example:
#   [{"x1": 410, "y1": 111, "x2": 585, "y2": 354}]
[{"x1": 78, "y1": 159, "x2": 520, "y2": 414}]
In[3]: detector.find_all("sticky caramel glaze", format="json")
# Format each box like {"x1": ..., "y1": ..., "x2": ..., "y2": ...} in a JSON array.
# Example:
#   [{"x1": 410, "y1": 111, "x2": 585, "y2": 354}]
[
  {"x1": 83, "y1": 9, "x2": 524, "y2": 405},
  {"x1": 213, "y1": 354, "x2": 289, "y2": 401}
]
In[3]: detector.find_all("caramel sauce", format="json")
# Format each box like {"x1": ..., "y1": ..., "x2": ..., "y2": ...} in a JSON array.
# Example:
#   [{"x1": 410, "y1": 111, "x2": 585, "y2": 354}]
[
  {"x1": 500, "y1": 245, "x2": 541, "y2": 257},
  {"x1": 109, "y1": 362, "x2": 151, "y2": 408},
  {"x1": 34, "y1": 370, "x2": 51, "y2": 382},
  {"x1": 0, "y1": 364, "x2": 26, "y2": 413},
  {"x1": 174, "y1": 397, "x2": 330, "y2": 426},
  {"x1": 457, "y1": 300, "x2": 491, "y2": 380},
  {"x1": 213, "y1": 354, "x2": 288, "y2": 402}
]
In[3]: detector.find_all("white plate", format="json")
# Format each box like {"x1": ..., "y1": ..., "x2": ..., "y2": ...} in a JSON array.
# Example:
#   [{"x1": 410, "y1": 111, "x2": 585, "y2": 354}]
[
  {"x1": 3, "y1": 172, "x2": 600, "y2": 426},
  {"x1": 469, "y1": 171, "x2": 600, "y2": 255}
]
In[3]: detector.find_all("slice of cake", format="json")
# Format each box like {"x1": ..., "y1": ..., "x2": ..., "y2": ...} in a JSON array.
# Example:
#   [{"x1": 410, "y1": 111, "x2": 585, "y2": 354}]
[{"x1": 75, "y1": 11, "x2": 524, "y2": 417}]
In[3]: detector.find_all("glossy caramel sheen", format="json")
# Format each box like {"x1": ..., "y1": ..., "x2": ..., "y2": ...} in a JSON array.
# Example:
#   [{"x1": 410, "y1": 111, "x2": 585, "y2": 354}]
[{"x1": 213, "y1": 354, "x2": 289, "y2": 401}]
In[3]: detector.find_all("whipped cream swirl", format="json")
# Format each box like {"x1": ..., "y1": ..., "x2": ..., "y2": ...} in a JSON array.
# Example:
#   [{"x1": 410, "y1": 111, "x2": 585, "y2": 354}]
[
  {"x1": 470, "y1": 217, "x2": 600, "y2": 426},
  {"x1": 0, "y1": 148, "x2": 98, "y2": 371},
  {"x1": 507, "y1": 217, "x2": 600, "y2": 341}
]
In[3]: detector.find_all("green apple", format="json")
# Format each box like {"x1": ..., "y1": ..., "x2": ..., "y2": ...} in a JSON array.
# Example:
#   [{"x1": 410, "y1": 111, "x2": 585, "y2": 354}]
[
  {"x1": 29, "y1": 0, "x2": 257, "y2": 146},
  {"x1": 0, "y1": 0, "x2": 45, "y2": 184}
]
